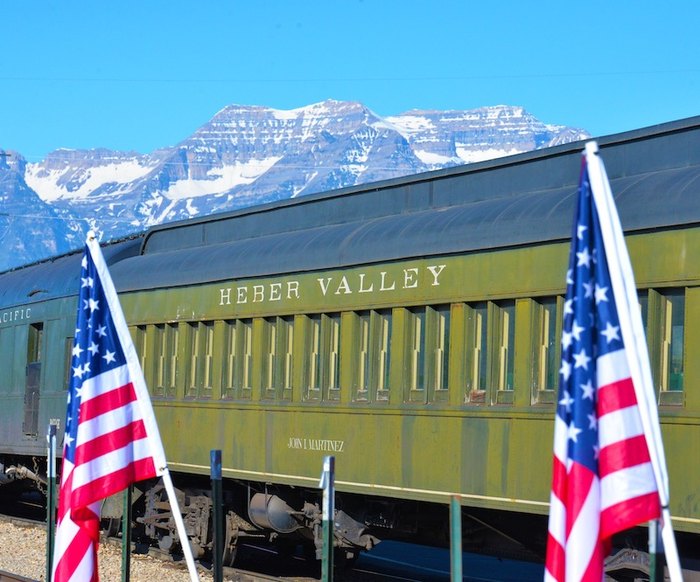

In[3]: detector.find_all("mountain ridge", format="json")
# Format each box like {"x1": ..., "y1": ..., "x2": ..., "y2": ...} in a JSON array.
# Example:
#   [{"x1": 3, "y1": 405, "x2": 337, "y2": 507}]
[{"x1": 0, "y1": 100, "x2": 589, "y2": 272}]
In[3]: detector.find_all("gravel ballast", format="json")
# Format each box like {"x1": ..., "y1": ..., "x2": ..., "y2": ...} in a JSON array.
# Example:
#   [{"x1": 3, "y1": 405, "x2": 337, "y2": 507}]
[{"x1": 0, "y1": 520, "x2": 215, "y2": 581}]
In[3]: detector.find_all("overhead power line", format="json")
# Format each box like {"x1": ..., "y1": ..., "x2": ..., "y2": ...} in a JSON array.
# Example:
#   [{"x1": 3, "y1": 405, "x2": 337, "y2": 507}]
[{"x1": 1, "y1": 69, "x2": 699, "y2": 84}]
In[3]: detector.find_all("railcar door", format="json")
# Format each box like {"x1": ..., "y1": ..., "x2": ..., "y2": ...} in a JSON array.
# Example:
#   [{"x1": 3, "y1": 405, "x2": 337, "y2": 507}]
[{"x1": 23, "y1": 323, "x2": 43, "y2": 437}]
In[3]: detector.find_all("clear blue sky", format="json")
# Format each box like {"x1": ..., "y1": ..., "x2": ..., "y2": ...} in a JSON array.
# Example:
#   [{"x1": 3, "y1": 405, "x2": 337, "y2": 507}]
[{"x1": 2, "y1": 0, "x2": 699, "y2": 161}]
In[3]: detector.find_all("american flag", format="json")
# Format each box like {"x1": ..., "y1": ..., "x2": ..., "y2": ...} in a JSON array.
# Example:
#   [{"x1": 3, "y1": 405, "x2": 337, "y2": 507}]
[
  {"x1": 544, "y1": 148, "x2": 663, "y2": 581},
  {"x1": 52, "y1": 236, "x2": 167, "y2": 582}
]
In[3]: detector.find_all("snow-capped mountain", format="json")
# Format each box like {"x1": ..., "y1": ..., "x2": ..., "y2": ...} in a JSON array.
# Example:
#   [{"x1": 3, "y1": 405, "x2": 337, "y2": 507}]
[{"x1": 0, "y1": 100, "x2": 589, "y2": 271}]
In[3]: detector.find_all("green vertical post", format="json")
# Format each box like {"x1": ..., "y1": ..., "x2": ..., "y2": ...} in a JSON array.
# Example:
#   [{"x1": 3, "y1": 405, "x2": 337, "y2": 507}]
[
  {"x1": 46, "y1": 424, "x2": 57, "y2": 582},
  {"x1": 319, "y1": 455, "x2": 335, "y2": 582},
  {"x1": 121, "y1": 484, "x2": 132, "y2": 582},
  {"x1": 450, "y1": 496, "x2": 462, "y2": 581},
  {"x1": 211, "y1": 450, "x2": 223, "y2": 582},
  {"x1": 649, "y1": 520, "x2": 665, "y2": 582}
]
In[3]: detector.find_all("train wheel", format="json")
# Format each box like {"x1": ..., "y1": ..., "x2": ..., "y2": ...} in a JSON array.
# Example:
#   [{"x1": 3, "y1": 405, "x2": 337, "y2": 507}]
[
  {"x1": 222, "y1": 512, "x2": 239, "y2": 567},
  {"x1": 104, "y1": 517, "x2": 121, "y2": 538}
]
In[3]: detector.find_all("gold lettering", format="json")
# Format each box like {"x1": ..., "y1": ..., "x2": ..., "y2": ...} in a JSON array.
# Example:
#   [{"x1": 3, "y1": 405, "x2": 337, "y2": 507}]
[
  {"x1": 237, "y1": 287, "x2": 248, "y2": 304},
  {"x1": 403, "y1": 268, "x2": 418, "y2": 289},
  {"x1": 219, "y1": 288, "x2": 232, "y2": 305},
  {"x1": 317, "y1": 278, "x2": 332, "y2": 296},
  {"x1": 379, "y1": 271, "x2": 396, "y2": 291},
  {"x1": 269, "y1": 283, "x2": 282, "y2": 301},
  {"x1": 427, "y1": 264, "x2": 447, "y2": 286},
  {"x1": 335, "y1": 276, "x2": 352, "y2": 295},
  {"x1": 358, "y1": 273, "x2": 374, "y2": 293},
  {"x1": 287, "y1": 281, "x2": 300, "y2": 299},
  {"x1": 253, "y1": 285, "x2": 265, "y2": 302}
]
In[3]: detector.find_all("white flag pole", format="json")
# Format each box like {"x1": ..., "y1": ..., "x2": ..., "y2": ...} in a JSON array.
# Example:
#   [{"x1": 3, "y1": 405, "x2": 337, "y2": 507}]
[
  {"x1": 584, "y1": 142, "x2": 682, "y2": 581},
  {"x1": 86, "y1": 233, "x2": 200, "y2": 582},
  {"x1": 161, "y1": 468, "x2": 200, "y2": 581}
]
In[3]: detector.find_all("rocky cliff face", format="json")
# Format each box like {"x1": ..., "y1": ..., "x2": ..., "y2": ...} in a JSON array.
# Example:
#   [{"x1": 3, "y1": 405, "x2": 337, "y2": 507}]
[
  {"x1": 0, "y1": 100, "x2": 589, "y2": 271},
  {"x1": 0, "y1": 151, "x2": 84, "y2": 271}
]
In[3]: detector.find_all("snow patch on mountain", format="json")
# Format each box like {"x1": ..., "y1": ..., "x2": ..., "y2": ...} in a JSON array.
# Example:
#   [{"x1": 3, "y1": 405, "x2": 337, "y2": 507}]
[
  {"x1": 162, "y1": 157, "x2": 282, "y2": 199},
  {"x1": 25, "y1": 159, "x2": 154, "y2": 201}
]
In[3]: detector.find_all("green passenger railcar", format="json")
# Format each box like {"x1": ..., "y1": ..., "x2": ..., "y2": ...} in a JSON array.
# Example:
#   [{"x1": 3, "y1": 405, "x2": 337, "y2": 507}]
[{"x1": 1, "y1": 116, "x2": 699, "y2": 567}]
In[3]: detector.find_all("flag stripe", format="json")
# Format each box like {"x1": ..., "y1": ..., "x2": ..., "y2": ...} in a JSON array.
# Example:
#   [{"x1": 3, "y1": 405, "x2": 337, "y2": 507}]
[
  {"x1": 547, "y1": 487, "x2": 567, "y2": 547},
  {"x1": 72, "y1": 434, "x2": 158, "y2": 491},
  {"x1": 601, "y1": 462, "x2": 659, "y2": 510},
  {"x1": 550, "y1": 455, "x2": 568, "y2": 504},
  {"x1": 53, "y1": 529, "x2": 96, "y2": 582},
  {"x1": 597, "y1": 405, "x2": 645, "y2": 450},
  {"x1": 73, "y1": 457, "x2": 157, "y2": 509},
  {"x1": 75, "y1": 418, "x2": 148, "y2": 465},
  {"x1": 596, "y1": 349, "x2": 630, "y2": 388},
  {"x1": 599, "y1": 433, "x2": 651, "y2": 476},
  {"x1": 551, "y1": 415, "x2": 569, "y2": 465},
  {"x1": 600, "y1": 490, "x2": 661, "y2": 540},
  {"x1": 79, "y1": 381, "x2": 137, "y2": 422},
  {"x1": 76, "y1": 401, "x2": 145, "y2": 456},
  {"x1": 564, "y1": 463, "x2": 595, "y2": 539},
  {"x1": 545, "y1": 532, "x2": 565, "y2": 582},
  {"x1": 563, "y1": 475, "x2": 600, "y2": 581},
  {"x1": 56, "y1": 460, "x2": 75, "y2": 522},
  {"x1": 597, "y1": 375, "x2": 638, "y2": 417}
]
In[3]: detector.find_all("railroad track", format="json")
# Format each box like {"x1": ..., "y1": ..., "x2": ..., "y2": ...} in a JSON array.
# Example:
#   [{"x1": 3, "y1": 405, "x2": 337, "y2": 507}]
[
  {"x1": 0, "y1": 570, "x2": 36, "y2": 582},
  {"x1": 0, "y1": 507, "x2": 397, "y2": 581},
  {"x1": 0, "y1": 495, "x2": 496, "y2": 581}
]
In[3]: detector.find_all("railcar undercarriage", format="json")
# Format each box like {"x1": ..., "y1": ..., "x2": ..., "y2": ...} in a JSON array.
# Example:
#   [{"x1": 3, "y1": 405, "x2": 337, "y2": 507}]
[
  {"x1": 5, "y1": 455, "x2": 696, "y2": 580},
  {"x1": 100, "y1": 474, "x2": 549, "y2": 568},
  {"x1": 0, "y1": 457, "x2": 47, "y2": 492}
]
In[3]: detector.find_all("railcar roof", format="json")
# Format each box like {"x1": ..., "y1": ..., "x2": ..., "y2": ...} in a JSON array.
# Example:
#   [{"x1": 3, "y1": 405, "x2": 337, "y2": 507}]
[
  {"x1": 0, "y1": 238, "x2": 142, "y2": 307},
  {"x1": 111, "y1": 115, "x2": 700, "y2": 291}
]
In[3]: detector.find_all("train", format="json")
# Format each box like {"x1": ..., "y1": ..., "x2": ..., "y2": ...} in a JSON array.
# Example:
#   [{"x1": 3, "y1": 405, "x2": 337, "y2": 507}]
[{"x1": 1, "y1": 115, "x2": 699, "y2": 570}]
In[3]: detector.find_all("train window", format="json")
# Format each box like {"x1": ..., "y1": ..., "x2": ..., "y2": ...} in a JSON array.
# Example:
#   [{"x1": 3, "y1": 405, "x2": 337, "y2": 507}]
[
  {"x1": 533, "y1": 297, "x2": 562, "y2": 404},
  {"x1": 647, "y1": 288, "x2": 685, "y2": 405},
  {"x1": 23, "y1": 323, "x2": 43, "y2": 437},
  {"x1": 131, "y1": 325, "x2": 147, "y2": 382},
  {"x1": 262, "y1": 316, "x2": 294, "y2": 401},
  {"x1": 494, "y1": 300, "x2": 515, "y2": 393},
  {"x1": 153, "y1": 323, "x2": 178, "y2": 398},
  {"x1": 406, "y1": 308, "x2": 425, "y2": 399},
  {"x1": 354, "y1": 310, "x2": 391, "y2": 403},
  {"x1": 306, "y1": 315, "x2": 322, "y2": 401},
  {"x1": 262, "y1": 318, "x2": 275, "y2": 399},
  {"x1": 326, "y1": 314, "x2": 341, "y2": 401},
  {"x1": 407, "y1": 305, "x2": 450, "y2": 404},
  {"x1": 664, "y1": 291, "x2": 685, "y2": 393},
  {"x1": 376, "y1": 310, "x2": 391, "y2": 402},
  {"x1": 222, "y1": 319, "x2": 252, "y2": 400},
  {"x1": 464, "y1": 301, "x2": 515, "y2": 405},
  {"x1": 304, "y1": 313, "x2": 341, "y2": 402},
  {"x1": 186, "y1": 322, "x2": 214, "y2": 399},
  {"x1": 465, "y1": 302, "x2": 488, "y2": 403},
  {"x1": 27, "y1": 322, "x2": 43, "y2": 363},
  {"x1": 222, "y1": 321, "x2": 235, "y2": 398},
  {"x1": 434, "y1": 305, "x2": 450, "y2": 398},
  {"x1": 356, "y1": 312, "x2": 371, "y2": 401}
]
